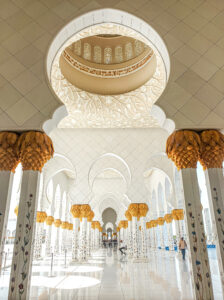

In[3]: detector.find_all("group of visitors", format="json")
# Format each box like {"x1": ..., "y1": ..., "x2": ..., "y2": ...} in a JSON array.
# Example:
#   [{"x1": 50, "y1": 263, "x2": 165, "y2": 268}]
[{"x1": 118, "y1": 237, "x2": 187, "y2": 260}]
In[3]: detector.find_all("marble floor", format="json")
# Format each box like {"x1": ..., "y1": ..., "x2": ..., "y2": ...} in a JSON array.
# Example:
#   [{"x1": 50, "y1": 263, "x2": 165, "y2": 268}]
[{"x1": 0, "y1": 248, "x2": 223, "y2": 300}]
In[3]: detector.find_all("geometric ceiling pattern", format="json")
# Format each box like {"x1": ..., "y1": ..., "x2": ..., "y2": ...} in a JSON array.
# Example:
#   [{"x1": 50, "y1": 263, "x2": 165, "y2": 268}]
[{"x1": 0, "y1": 0, "x2": 224, "y2": 130}]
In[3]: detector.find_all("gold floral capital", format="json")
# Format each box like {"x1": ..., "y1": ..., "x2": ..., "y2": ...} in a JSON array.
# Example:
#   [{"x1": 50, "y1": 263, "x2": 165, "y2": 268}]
[
  {"x1": 17, "y1": 131, "x2": 54, "y2": 172},
  {"x1": 139, "y1": 203, "x2": 148, "y2": 217},
  {"x1": 166, "y1": 130, "x2": 201, "y2": 169},
  {"x1": 36, "y1": 211, "x2": 47, "y2": 223},
  {"x1": 172, "y1": 209, "x2": 184, "y2": 221},
  {"x1": 87, "y1": 210, "x2": 95, "y2": 222},
  {"x1": 46, "y1": 216, "x2": 54, "y2": 226},
  {"x1": 157, "y1": 217, "x2": 165, "y2": 226},
  {"x1": 61, "y1": 221, "x2": 69, "y2": 229},
  {"x1": 125, "y1": 210, "x2": 132, "y2": 221},
  {"x1": 54, "y1": 219, "x2": 62, "y2": 228},
  {"x1": 70, "y1": 204, "x2": 81, "y2": 218},
  {"x1": 128, "y1": 203, "x2": 139, "y2": 217},
  {"x1": 0, "y1": 132, "x2": 19, "y2": 172},
  {"x1": 199, "y1": 130, "x2": 224, "y2": 169},
  {"x1": 80, "y1": 204, "x2": 91, "y2": 218},
  {"x1": 164, "y1": 214, "x2": 173, "y2": 224}
]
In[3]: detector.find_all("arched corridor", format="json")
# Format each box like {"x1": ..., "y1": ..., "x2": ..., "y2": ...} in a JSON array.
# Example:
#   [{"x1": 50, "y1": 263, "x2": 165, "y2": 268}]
[{"x1": 0, "y1": 3, "x2": 224, "y2": 300}]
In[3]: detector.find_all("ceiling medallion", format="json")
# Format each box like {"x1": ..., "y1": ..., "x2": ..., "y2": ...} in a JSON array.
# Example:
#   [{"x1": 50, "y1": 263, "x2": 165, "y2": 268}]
[{"x1": 50, "y1": 23, "x2": 167, "y2": 128}]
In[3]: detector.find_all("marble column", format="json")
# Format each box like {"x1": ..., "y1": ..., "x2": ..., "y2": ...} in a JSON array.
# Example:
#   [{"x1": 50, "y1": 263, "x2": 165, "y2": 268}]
[
  {"x1": 128, "y1": 220, "x2": 133, "y2": 257},
  {"x1": 45, "y1": 216, "x2": 54, "y2": 256},
  {"x1": 164, "y1": 214, "x2": 174, "y2": 251},
  {"x1": 8, "y1": 131, "x2": 53, "y2": 300},
  {"x1": 72, "y1": 218, "x2": 80, "y2": 261},
  {"x1": 79, "y1": 205, "x2": 91, "y2": 261},
  {"x1": 70, "y1": 204, "x2": 81, "y2": 260},
  {"x1": 0, "y1": 132, "x2": 19, "y2": 269},
  {"x1": 131, "y1": 217, "x2": 139, "y2": 259},
  {"x1": 166, "y1": 130, "x2": 214, "y2": 300},
  {"x1": 157, "y1": 217, "x2": 165, "y2": 249},
  {"x1": 53, "y1": 219, "x2": 62, "y2": 255},
  {"x1": 139, "y1": 217, "x2": 148, "y2": 259},
  {"x1": 0, "y1": 171, "x2": 14, "y2": 268},
  {"x1": 204, "y1": 167, "x2": 224, "y2": 289}
]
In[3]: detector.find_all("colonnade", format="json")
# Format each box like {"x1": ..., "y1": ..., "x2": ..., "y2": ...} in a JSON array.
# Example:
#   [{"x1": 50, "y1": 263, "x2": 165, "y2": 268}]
[{"x1": 0, "y1": 129, "x2": 224, "y2": 300}]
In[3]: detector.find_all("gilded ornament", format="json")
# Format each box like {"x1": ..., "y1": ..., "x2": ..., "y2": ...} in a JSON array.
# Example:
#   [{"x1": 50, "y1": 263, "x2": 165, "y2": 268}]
[
  {"x1": 139, "y1": 203, "x2": 148, "y2": 217},
  {"x1": 0, "y1": 132, "x2": 19, "y2": 172},
  {"x1": 87, "y1": 210, "x2": 95, "y2": 222},
  {"x1": 70, "y1": 204, "x2": 81, "y2": 218},
  {"x1": 157, "y1": 217, "x2": 165, "y2": 226},
  {"x1": 54, "y1": 219, "x2": 62, "y2": 228},
  {"x1": 61, "y1": 221, "x2": 69, "y2": 229},
  {"x1": 166, "y1": 130, "x2": 201, "y2": 169},
  {"x1": 199, "y1": 130, "x2": 224, "y2": 169},
  {"x1": 36, "y1": 211, "x2": 47, "y2": 223},
  {"x1": 125, "y1": 210, "x2": 132, "y2": 221},
  {"x1": 128, "y1": 203, "x2": 139, "y2": 217},
  {"x1": 16, "y1": 131, "x2": 54, "y2": 172},
  {"x1": 80, "y1": 204, "x2": 91, "y2": 218},
  {"x1": 172, "y1": 209, "x2": 184, "y2": 221},
  {"x1": 164, "y1": 214, "x2": 173, "y2": 224},
  {"x1": 45, "y1": 216, "x2": 54, "y2": 226}
]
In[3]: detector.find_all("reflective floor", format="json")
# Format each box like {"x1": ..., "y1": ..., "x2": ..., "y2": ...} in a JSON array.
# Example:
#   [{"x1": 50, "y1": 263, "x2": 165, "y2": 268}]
[{"x1": 0, "y1": 248, "x2": 223, "y2": 299}]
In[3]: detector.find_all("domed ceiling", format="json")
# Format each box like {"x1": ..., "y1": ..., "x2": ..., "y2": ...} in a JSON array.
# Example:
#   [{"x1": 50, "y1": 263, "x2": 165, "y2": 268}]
[
  {"x1": 59, "y1": 35, "x2": 156, "y2": 95},
  {"x1": 50, "y1": 24, "x2": 167, "y2": 128}
]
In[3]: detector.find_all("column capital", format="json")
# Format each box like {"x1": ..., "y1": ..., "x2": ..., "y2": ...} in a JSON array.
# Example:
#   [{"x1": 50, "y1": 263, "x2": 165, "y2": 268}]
[
  {"x1": 125, "y1": 210, "x2": 132, "y2": 221},
  {"x1": 157, "y1": 217, "x2": 165, "y2": 226},
  {"x1": 164, "y1": 213, "x2": 173, "y2": 223},
  {"x1": 172, "y1": 209, "x2": 184, "y2": 220},
  {"x1": 128, "y1": 203, "x2": 139, "y2": 217},
  {"x1": 45, "y1": 216, "x2": 54, "y2": 226},
  {"x1": 68, "y1": 223, "x2": 73, "y2": 230},
  {"x1": 17, "y1": 131, "x2": 54, "y2": 171},
  {"x1": 36, "y1": 211, "x2": 47, "y2": 223},
  {"x1": 87, "y1": 210, "x2": 94, "y2": 222},
  {"x1": 0, "y1": 131, "x2": 20, "y2": 172},
  {"x1": 199, "y1": 130, "x2": 224, "y2": 169},
  {"x1": 139, "y1": 203, "x2": 148, "y2": 217},
  {"x1": 166, "y1": 130, "x2": 201, "y2": 169},
  {"x1": 70, "y1": 204, "x2": 81, "y2": 218},
  {"x1": 80, "y1": 204, "x2": 91, "y2": 218},
  {"x1": 54, "y1": 219, "x2": 62, "y2": 227},
  {"x1": 61, "y1": 221, "x2": 69, "y2": 229}
]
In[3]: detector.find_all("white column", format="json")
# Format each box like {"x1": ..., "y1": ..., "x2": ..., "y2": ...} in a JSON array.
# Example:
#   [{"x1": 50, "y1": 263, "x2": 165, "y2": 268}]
[
  {"x1": 54, "y1": 226, "x2": 61, "y2": 255},
  {"x1": 132, "y1": 217, "x2": 139, "y2": 259},
  {"x1": 167, "y1": 222, "x2": 174, "y2": 251},
  {"x1": 45, "y1": 224, "x2": 53, "y2": 256},
  {"x1": 128, "y1": 220, "x2": 133, "y2": 257},
  {"x1": 72, "y1": 218, "x2": 79, "y2": 261},
  {"x1": 33, "y1": 222, "x2": 43, "y2": 259},
  {"x1": 174, "y1": 220, "x2": 181, "y2": 247},
  {"x1": 79, "y1": 218, "x2": 87, "y2": 261},
  {"x1": 204, "y1": 168, "x2": 224, "y2": 291},
  {"x1": 0, "y1": 171, "x2": 14, "y2": 268},
  {"x1": 9, "y1": 171, "x2": 40, "y2": 300},
  {"x1": 139, "y1": 217, "x2": 147, "y2": 259},
  {"x1": 86, "y1": 221, "x2": 91, "y2": 257},
  {"x1": 181, "y1": 168, "x2": 214, "y2": 300}
]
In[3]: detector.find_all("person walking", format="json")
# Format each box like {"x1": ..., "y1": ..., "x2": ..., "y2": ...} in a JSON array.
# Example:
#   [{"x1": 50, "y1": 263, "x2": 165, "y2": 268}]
[
  {"x1": 179, "y1": 237, "x2": 187, "y2": 260},
  {"x1": 119, "y1": 240, "x2": 127, "y2": 256}
]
